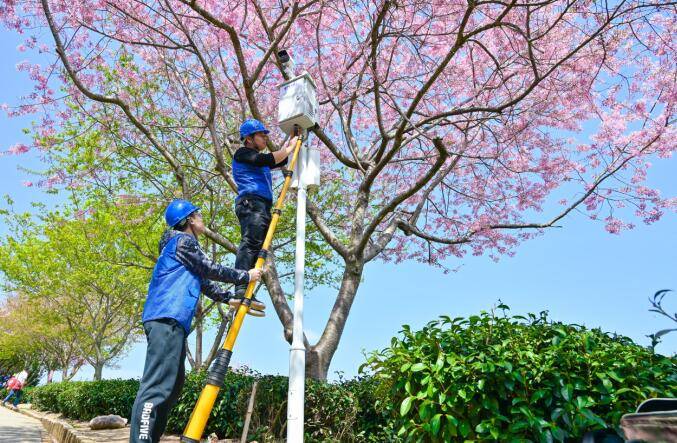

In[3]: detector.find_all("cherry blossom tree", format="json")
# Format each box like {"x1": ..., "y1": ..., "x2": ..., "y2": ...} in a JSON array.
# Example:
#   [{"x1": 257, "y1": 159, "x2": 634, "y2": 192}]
[
  {"x1": 0, "y1": 292, "x2": 86, "y2": 382},
  {"x1": 1, "y1": 0, "x2": 674, "y2": 378}
]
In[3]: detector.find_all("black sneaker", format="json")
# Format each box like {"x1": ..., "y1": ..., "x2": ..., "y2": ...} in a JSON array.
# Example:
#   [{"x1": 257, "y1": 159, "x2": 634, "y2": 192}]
[{"x1": 228, "y1": 295, "x2": 266, "y2": 316}]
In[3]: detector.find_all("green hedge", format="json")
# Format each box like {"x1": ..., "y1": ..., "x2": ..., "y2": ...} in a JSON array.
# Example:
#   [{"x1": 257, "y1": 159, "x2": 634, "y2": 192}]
[
  {"x1": 167, "y1": 370, "x2": 371, "y2": 440},
  {"x1": 29, "y1": 369, "x2": 382, "y2": 442},
  {"x1": 30, "y1": 379, "x2": 138, "y2": 419},
  {"x1": 27, "y1": 309, "x2": 676, "y2": 442},
  {"x1": 363, "y1": 308, "x2": 677, "y2": 442}
]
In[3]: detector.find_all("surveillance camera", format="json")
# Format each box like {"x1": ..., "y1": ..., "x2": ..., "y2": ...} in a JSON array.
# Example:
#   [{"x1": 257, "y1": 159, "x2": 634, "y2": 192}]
[
  {"x1": 277, "y1": 50, "x2": 290, "y2": 64},
  {"x1": 277, "y1": 49, "x2": 296, "y2": 78}
]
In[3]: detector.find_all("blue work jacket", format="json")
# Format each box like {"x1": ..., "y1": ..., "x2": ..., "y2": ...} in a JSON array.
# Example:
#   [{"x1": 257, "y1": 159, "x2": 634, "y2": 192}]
[{"x1": 142, "y1": 231, "x2": 249, "y2": 333}]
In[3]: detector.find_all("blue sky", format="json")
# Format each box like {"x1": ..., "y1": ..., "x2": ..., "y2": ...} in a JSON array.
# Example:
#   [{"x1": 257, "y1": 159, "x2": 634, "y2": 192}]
[{"x1": 0, "y1": 29, "x2": 675, "y2": 382}]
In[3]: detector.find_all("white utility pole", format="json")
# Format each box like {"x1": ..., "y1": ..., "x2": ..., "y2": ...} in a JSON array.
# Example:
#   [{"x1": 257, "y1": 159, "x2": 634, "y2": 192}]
[
  {"x1": 287, "y1": 137, "x2": 308, "y2": 443},
  {"x1": 277, "y1": 48, "x2": 320, "y2": 443}
]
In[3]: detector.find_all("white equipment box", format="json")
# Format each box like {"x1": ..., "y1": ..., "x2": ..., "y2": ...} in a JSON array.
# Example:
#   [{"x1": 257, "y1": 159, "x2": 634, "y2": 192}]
[{"x1": 278, "y1": 72, "x2": 318, "y2": 135}]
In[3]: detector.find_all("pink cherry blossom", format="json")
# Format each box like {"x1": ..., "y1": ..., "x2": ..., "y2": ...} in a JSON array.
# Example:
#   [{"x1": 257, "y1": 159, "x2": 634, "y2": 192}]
[
  {"x1": 0, "y1": 0, "x2": 673, "y2": 264},
  {"x1": 7, "y1": 143, "x2": 29, "y2": 154}
]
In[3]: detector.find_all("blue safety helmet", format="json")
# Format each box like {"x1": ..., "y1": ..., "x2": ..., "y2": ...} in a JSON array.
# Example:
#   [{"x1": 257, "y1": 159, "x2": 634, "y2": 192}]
[
  {"x1": 239, "y1": 118, "x2": 270, "y2": 140},
  {"x1": 164, "y1": 199, "x2": 199, "y2": 228}
]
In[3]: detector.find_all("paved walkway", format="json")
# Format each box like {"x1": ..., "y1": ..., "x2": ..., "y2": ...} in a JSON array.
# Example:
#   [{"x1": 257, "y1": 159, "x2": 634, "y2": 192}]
[
  {"x1": 0, "y1": 404, "x2": 47, "y2": 442},
  {"x1": 3, "y1": 403, "x2": 243, "y2": 442}
]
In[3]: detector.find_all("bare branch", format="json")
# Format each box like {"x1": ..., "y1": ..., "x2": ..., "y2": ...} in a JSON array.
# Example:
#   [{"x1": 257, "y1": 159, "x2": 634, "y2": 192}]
[
  {"x1": 357, "y1": 138, "x2": 449, "y2": 254},
  {"x1": 41, "y1": 0, "x2": 188, "y2": 196},
  {"x1": 203, "y1": 226, "x2": 238, "y2": 254},
  {"x1": 306, "y1": 198, "x2": 349, "y2": 259},
  {"x1": 180, "y1": 0, "x2": 262, "y2": 118}
]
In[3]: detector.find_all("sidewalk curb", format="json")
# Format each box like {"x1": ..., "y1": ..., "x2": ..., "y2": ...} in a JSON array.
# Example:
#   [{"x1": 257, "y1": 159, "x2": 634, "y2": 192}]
[
  {"x1": 16, "y1": 405, "x2": 91, "y2": 443},
  {"x1": 13, "y1": 405, "x2": 242, "y2": 442}
]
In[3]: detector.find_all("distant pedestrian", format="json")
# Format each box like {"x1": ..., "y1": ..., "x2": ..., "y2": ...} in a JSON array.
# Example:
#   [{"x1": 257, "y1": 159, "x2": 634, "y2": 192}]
[{"x1": 2, "y1": 369, "x2": 28, "y2": 408}]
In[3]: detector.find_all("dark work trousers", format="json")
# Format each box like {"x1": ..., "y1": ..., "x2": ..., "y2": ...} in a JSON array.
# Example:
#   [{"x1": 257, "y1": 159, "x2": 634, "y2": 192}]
[
  {"x1": 234, "y1": 195, "x2": 272, "y2": 296},
  {"x1": 129, "y1": 319, "x2": 186, "y2": 443}
]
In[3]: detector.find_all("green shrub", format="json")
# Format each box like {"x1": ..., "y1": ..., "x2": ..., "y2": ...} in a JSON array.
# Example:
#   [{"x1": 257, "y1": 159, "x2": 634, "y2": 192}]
[
  {"x1": 28, "y1": 369, "x2": 376, "y2": 442},
  {"x1": 28, "y1": 308, "x2": 673, "y2": 442},
  {"x1": 341, "y1": 375, "x2": 395, "y2": 442},
  {"x1": 363, "y1": 308, "x2": 677, "y2": 442},
  {"x1": 165, "y1": 369, "x2": 255, "y2": 438},
  {"x1": 29, "y1": 381, "x2": 65, "y2": 412},
  {"x1": 305, "y1": 377, "x2": 360, "y2": 441},
  {"x1": 168, "y1": 371, "x2": 366, "y2": 442},
  {"x1": 62, "y1": 379, "x2": 139, "y2": 419},
  {"x1": 242, "y1": 373, "x2": 288, "y2": 440},
  {"x1": 22, "y1": 386, "x2": 35, "y2": 403}
]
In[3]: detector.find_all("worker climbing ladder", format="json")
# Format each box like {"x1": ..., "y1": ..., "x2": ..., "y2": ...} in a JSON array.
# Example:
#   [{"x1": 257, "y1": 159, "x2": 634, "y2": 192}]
[
  {"x1": 180, "y1": 129, "x2": 303, "y2": 442},
  {"x1": 181, "y1": 49, "x2": 318, "y2": 443}
]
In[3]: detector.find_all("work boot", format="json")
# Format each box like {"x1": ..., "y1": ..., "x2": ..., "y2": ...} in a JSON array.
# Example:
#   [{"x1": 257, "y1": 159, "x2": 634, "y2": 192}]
[{"x1": 229, "y1": 293, "x2": 266, "y2": 317}]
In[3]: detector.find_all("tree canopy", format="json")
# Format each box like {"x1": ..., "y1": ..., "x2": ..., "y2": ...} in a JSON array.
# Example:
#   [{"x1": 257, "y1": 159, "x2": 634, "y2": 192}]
[
  {"x1": 1, "y1": 0, "x2": 674, "y2": 377},
  {"x1": 0, "y1": 197, "x2": 153, "y2": 379}
]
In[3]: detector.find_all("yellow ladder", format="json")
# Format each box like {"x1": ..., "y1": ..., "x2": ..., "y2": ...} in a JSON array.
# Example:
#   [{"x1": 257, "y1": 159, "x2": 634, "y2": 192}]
[{"x1": 181, "y1": 130, "x2": 304, "y2": 442}]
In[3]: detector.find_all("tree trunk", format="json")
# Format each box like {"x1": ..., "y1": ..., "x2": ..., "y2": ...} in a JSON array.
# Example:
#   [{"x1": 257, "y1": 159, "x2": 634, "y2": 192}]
[
  {"x1": 64, "y1": 359, "x2": 84, "y2": 381},
  {"x1": 93, "y1": 362, "x2": 104, "y2": 381},
  {"x1": 306, "y1": 346, "x2": 331, "y2": 380},
  {"x1": 305, "y1": 263, "x2": 363, "y2": 379},
  {"x1": 264, "y1": 254, "x2": 295, "y2": 341},
  {"x1": 203, "y1": 305, "x2": 231, "y2": 369}
]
